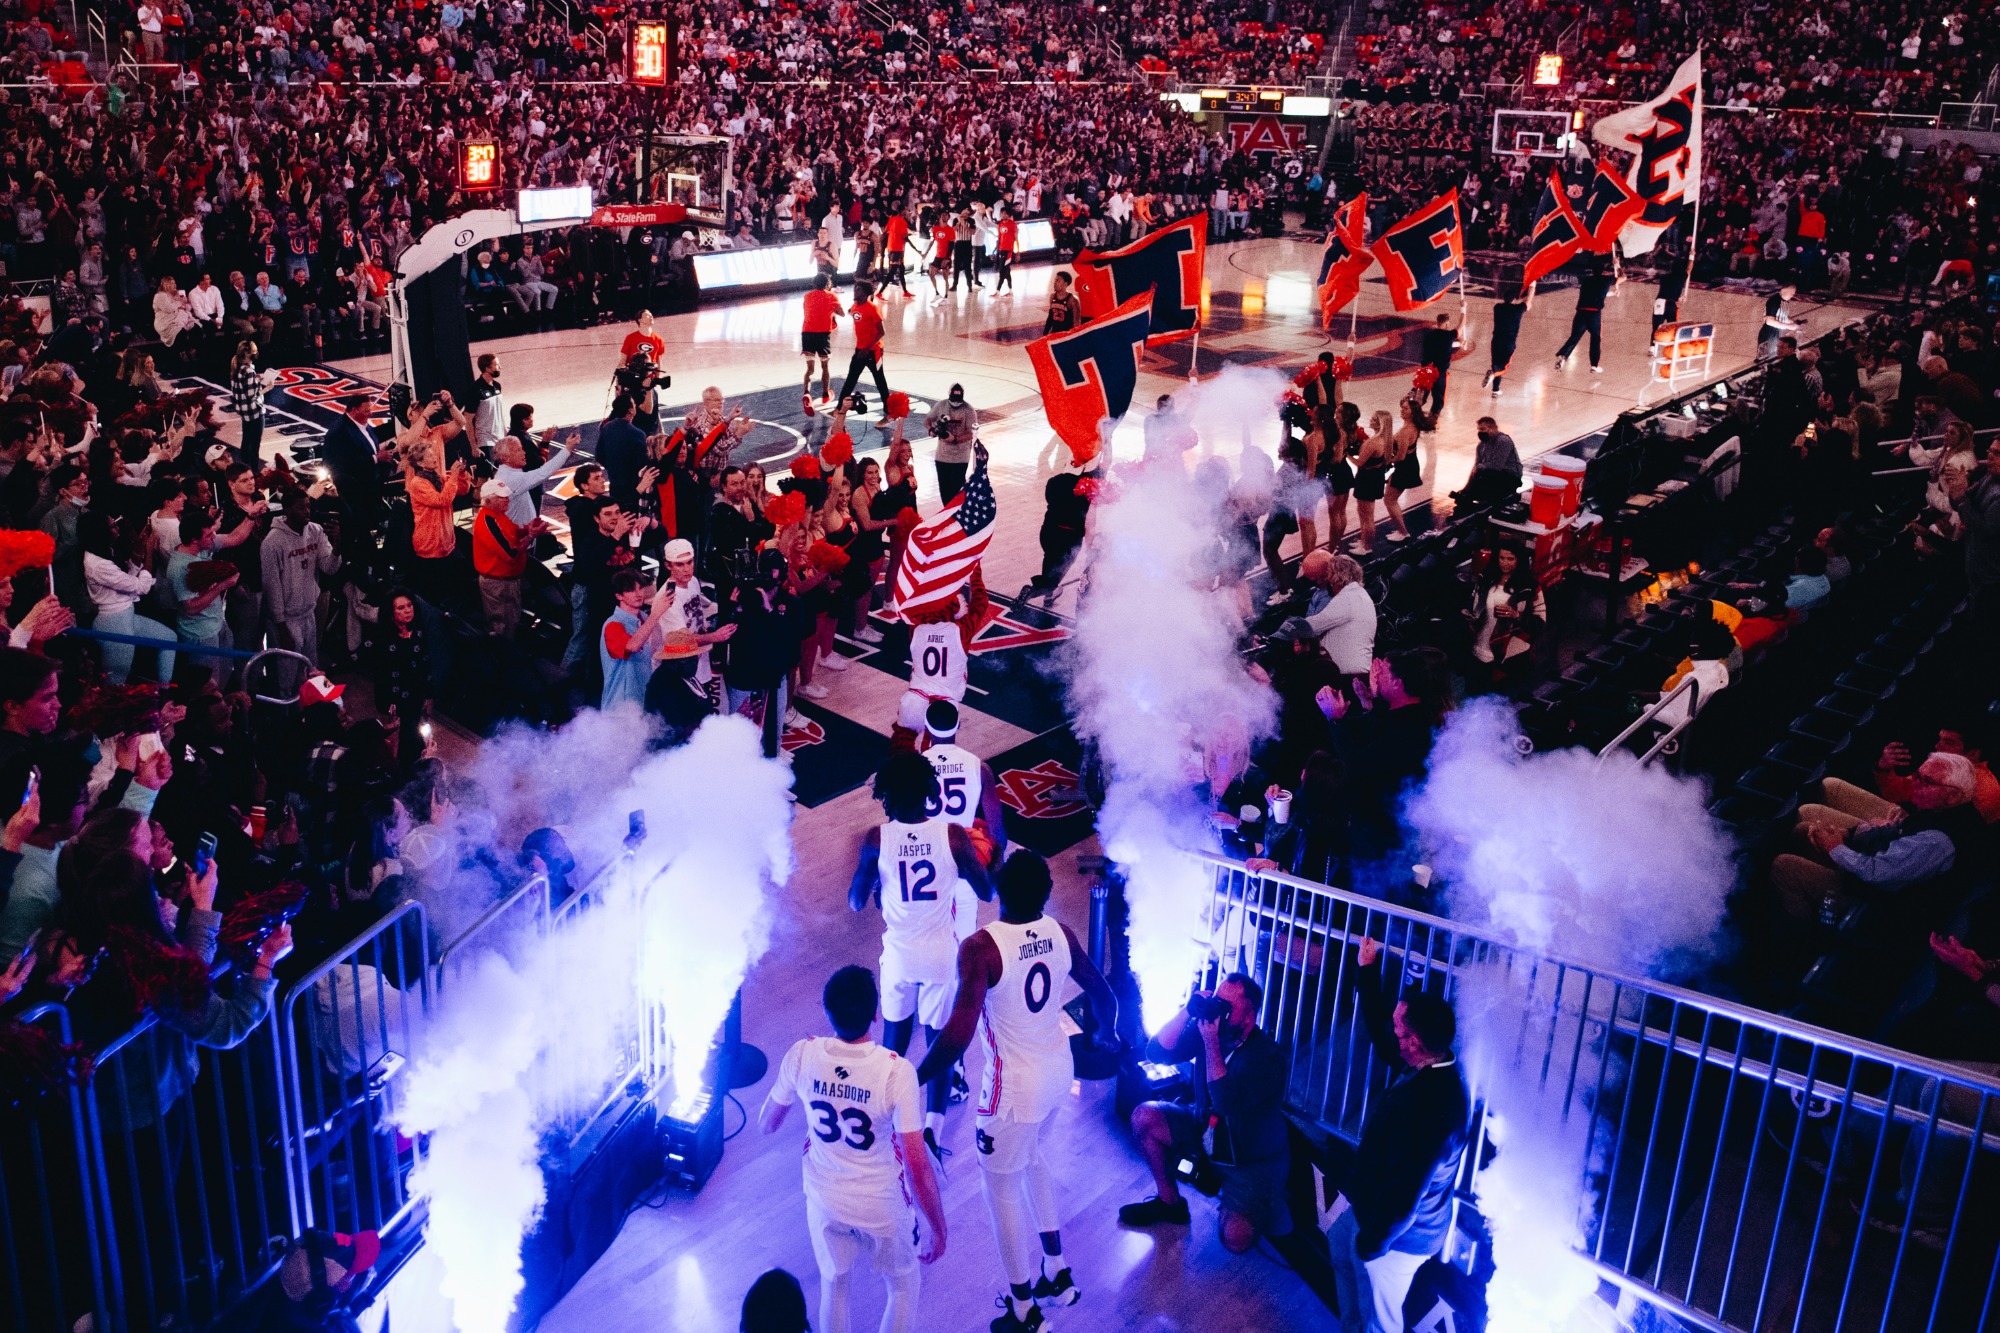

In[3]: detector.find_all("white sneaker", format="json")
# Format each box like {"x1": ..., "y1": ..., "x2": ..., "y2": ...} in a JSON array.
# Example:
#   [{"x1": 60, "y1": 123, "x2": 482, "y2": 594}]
[
  {"x1": 855, "y1": 625, "x2": 884, "y2": 644},
  {"x1": 1591, "y1": 365, "x2": 1603, "y2": 375},
  {"x1": 821, "y1": 654, "x2": 851, "y2": 672},
  {"x1": 783, "y1": 707, "x2": 804, "y2": 726},
  {"x1": 1386, "y1": 531, "x2": 1408, "y2": 543},
  {"x1": 800, "y1": 682, "x2": 830, "y2": 700}
]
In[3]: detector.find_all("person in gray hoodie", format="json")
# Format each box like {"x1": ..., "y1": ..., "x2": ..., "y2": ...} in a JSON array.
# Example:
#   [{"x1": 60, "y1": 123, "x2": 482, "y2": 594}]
[{"x1": 261, "y1": 487, "x2": 340, "y2": 665}]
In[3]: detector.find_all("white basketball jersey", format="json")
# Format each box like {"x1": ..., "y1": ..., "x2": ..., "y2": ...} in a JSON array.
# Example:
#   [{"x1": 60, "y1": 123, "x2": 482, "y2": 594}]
[
  {"x1": 776, "y1": 1036, "x2": 920, "y2": 1230},
  {"x1": 923, "y1": 743, "x2": 983, "y2": 827},
  {"x1": 908, "y1": 623, "x2": 967, "y2": 701},
  {"x1": 977, "y1": 915, "x2": 1074, "y2": 1121},
  {"x1": 876, "y1": 817, "x2": 960, "y2": 942}
]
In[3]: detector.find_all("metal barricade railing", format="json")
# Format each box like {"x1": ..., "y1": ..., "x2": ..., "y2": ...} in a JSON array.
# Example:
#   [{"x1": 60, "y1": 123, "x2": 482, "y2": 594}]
[
  {"x1": 274, "y1": 901, "x2": 432, "y2": 1238},
  {"x1": 435, "y1": 873, "x2": 551, "y2": 990},
  {"x1": 2, "y1": 1003, "x2": 108, "y2": 1333},
  {"x1": 1190, "y1": 851, "x2": 2000, "y2": 1333},
  {"x1": 1597, "y1": 672, "x2": 1701, "y2": 767},
  {"x1": 83, "y1": 980, "x2": 290, "y2": 1333}
]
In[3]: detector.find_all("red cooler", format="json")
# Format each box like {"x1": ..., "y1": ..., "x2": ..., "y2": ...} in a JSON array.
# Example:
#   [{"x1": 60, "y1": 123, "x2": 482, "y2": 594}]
[
  {"x1": 1542, "y1": 454, "x2": 1586, "y2": 517},
  {"x1": 1530, "y1": 474, "x2": 1567, "y2": 528}
]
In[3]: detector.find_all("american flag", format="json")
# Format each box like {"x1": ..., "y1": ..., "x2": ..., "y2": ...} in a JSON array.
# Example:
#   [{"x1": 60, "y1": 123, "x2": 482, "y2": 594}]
[{"x1": 892, "y1": 452, "x2": 996, "y2": 619}]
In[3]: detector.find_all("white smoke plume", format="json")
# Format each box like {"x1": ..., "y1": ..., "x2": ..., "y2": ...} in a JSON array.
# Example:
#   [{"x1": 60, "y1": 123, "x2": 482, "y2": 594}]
[
  {"x1": 397, "y1": 711, "x2": 792, "y2": 1333},
  {"x1": 1403, "y1": 698, "x2": 1738, "y2": 1332},
  {"x1": 1067, "y1": 447, "x2": 1277, "y2": 1031}
]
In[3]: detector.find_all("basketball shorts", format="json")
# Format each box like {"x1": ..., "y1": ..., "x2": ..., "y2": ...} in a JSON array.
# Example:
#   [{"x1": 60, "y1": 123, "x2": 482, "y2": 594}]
[
  {"x1": 805, "y1": 1191, "x2": 919, "y2": 1280},
  {"x1": 880, "y1": 930, "x2": 957, "y2": 1028},
  {"x1": 802, "y1": 331, "x2": 832, "y2": 356},
  {"x1": 973, "y1": 1106, "x2": 1056, "y2": 1175}
]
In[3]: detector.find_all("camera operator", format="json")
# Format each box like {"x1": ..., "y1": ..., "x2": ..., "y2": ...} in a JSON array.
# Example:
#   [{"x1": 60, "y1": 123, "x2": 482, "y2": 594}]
[
  {"x1": 1118, "y1": 973, "x2": 1293, "y2": 1252},
  {"x1": 615, "y1": 351, "x2": 668, "y2": 434},
  {"x1": 924, "y1": 383, "x2": 978, "y2": 502}
]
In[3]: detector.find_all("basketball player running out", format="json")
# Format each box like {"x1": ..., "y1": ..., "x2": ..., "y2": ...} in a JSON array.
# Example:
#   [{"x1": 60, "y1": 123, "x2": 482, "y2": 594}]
[
  {"x1": 850, "y1": 752, "x2": 994, "y2": 1157},
  {"x1": 918, "y1": 851, "x2": 1121, "y2": 1332},
  {"x1": 919, "y1": 697, "x2": 1010, "y2": 1104},
  {"x1": 893, "y1": 565, "x2": 987, "y2": 748},
  {"x1": 762, "y1": 965, "x2": 948, "y2": 1333}
]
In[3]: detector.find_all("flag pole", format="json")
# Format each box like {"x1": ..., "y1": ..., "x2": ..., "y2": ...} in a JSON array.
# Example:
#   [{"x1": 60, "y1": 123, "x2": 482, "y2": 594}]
[
  {"x1": 1347, "y1": 303, "x2": 1359, "y2": 352},
  {"x1": 1188, "y1": 326, "x2": 1200, "y2": 383}
]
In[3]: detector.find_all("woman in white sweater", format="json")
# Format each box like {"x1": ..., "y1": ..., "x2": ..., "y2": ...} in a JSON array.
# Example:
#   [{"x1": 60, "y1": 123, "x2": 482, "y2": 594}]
[{"x1": 81, "y1": 511, "x2": 176, "y2": 685}]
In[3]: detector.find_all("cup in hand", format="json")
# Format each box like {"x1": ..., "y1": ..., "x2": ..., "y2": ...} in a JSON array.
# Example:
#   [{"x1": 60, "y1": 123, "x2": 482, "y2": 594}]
[{"x1": 1268, "y1": 790, "x2": 1293, "y2": 824}]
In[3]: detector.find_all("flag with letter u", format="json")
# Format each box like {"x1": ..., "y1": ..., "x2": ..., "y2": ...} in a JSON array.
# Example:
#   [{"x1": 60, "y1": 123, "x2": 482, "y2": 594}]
[
  {"x1": 1590, "y1": 48, "x2": 1703, "y2": 257},
  {"x1": 1317, "y1": 193, "x2": 1373, "y2": 323},
  {"x1": 1370, "y1": 191, "x2": 1463, "y2": 312},
  {"x1": 1579, "y1": 160, "x2": 1646, "y2": 254},
  {"x1": 1072, "y1": 216, "x2": 1206, "y2": 345},
  {"x1": 1026, "y1": 290, "x2": 1152, "y2": 467},
  {"x1": 1523, "y1": 169, "x2": 1585, "y2": 289}
]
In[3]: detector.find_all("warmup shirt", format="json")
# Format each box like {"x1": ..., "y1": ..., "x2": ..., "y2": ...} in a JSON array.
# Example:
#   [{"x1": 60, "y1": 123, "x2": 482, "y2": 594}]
[
  {"x1": 885, "y1": 215, "x2": 909, "y2": 256},
  {"x1": 926, "y1": 740, "x2": 988, "y2": 939},
  {"x1": 878, "y1": 816, "x2": 960, "y2": 946},
  {"x1": 922, "y1": 743, "x2": 982, "y2": 826},
  {"x1": 772, "y1": 1036, "x2": 922, "y2": 1231},
  {"x1": 977, "y1": 914, "x2": 1074, "y2": 1122},
  {"x1": 803, "y1": 288, "x2": 842, "y2": 335},
  {"x1": 930, "y1": 222, "x2": 955, "y2": 262},
  {"x1": 852, "y1": 299, "x2": 884, "y2": 353},
  {"x1": 907, "y1": 622, "x2": 968, "y2": 701},
  {"x1": 996, "y1": 218, "x2": 1018, "y2": 256}
]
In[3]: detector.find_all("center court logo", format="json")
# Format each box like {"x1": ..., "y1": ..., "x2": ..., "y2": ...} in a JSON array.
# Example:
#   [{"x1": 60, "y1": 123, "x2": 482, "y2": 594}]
[{"x1": 996, "y1": 761, "x2": 1088, "y2": 820}]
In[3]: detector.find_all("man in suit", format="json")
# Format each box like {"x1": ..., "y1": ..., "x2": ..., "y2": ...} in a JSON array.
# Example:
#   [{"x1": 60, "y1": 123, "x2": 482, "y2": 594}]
[
  {"x1": 320, "y1": 396, "x2": 386, "y2": 561},
  {"x1": 1327, "y1": 936, "x2": 1471, "y2": 1333}
]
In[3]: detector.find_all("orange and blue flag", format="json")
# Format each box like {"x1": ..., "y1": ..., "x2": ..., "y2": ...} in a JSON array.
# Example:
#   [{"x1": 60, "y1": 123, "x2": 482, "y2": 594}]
[
  {"x1": 1579, "y1": 160, "x2": 1646, "y2": 253},
  {"x1": 1370, "y1": 191, "x2": 1463, "y2": 312},
  {"x1": 1523, "y1": 169, "x2": 1586, "y2": 289},
  {"x1": 1316, "y1": 193, "x2": 1372, "y2": 324},
  {"x1": 1072, "y1": 216, "x2": 1205, "y2": 345},
  {"x1": 1026, "y1": 290, "x2": 1153, "y2": 467}
]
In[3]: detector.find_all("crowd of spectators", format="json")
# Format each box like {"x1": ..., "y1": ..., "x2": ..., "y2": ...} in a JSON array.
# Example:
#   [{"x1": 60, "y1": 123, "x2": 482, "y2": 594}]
[{"x1": 1347, "y1": 0, "x2": 1996, "y2": 113}]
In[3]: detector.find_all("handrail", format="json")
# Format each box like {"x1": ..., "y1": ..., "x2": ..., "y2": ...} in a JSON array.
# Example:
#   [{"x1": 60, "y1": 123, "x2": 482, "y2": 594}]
[
  {"x1": 1597, "y1": 672, "x2": 1699, "y2": 764},
  {"x1": 1186, "y1": 848, "x2": 2000, "y2": 1098},
  {"x1": 434, "y1": 872, "x2": 550, "y2": 987}
]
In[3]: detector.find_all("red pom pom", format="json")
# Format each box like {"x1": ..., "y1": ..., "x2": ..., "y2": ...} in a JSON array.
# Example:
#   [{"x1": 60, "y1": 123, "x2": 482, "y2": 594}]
[
  {"x1": 1412, "y1": 365, "x2": 1440, "y2": 392},
  {"x1": 808, "y1": 540, "x2": 852, "y2": 573},
  {"x1": 109, "y1": 927, "x2": 213, "y2": 1017},
  {"x1": 1293, "y1": 362, "x2": 1327, "y2": 387},
  {"x1": 183, "y1": 560, "x2": 236, "y2": 593},
  {"x1": 67, "y1": 683, "x2": 166, "y2": 739},
  {"x1": 822, "y1": 433, "x2": 855, "y2": 467},
  {"x1": 1330, "y1": 356, "x2": 1354, "y2": 381},
  {"x1": 789, "y1": 453, "x2": 823, "y2": 480},
  {"x1": 893, "y1": 506, "x2": 922, "y2": 535},
  {"x1": 886, "y1": 392, "x2": 911, "y2": 420},
  {"x1": 0, "y1": 1018, "x2": 94, "y2": 1107},
  {"x1": 764, "y1": 492, "x2": 809, "y2": 527},
  {"x1": 216, "y1": 882, "x2": 309, "y2": 967},
  {"x1": 1074, "y1": 477, "x2": 1103, "y2": 502},
  {"x1": 0, "y1": 529, "x2": 54, "y2": 581}
]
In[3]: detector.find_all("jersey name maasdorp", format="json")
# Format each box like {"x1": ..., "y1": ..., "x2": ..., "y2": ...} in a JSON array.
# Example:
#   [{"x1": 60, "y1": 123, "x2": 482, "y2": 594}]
[{"x1": 810, "y1": 1078, "x2": 875, "y2": 1103}]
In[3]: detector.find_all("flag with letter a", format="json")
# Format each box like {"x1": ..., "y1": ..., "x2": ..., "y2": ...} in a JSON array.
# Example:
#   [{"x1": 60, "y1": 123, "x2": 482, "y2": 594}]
[
  {"x1": 1590, "y1": 48, "x2": 1703, "y2": 257},
  {"x1": 1026, "y1": 290, "x2": 1152, "y2": 467},
  {"x1": 1316, "y1": 193, "x2": 1373, "y2": 323},
  {"x1": 1370, "y1": 191, "x2": 1463, "y2": 311},
  {"x1": 1071, "y1": 216, "x2": 1206, "y2": 345},
  {"x1": 1522, "y1": 169, "x2": 1585, "y2": 289}
]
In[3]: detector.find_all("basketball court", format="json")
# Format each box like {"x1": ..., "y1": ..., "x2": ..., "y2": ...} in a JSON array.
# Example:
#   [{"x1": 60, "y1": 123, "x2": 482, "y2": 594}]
[{"x1": 253, "y1": 241, "x2": 1870, "y2": 1332}]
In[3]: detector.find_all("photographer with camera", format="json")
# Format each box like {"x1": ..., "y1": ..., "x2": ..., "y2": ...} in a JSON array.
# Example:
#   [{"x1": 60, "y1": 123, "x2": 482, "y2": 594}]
[
  {"x1": 615, "y1": 351, "x2": 667, "y2": 434},
  {"x1": 924, "y1": 383, "x2": 978, "y2": 503},
  {"x1": 1118, "y1": 972, "x2": 1293, "y2": 1253}
]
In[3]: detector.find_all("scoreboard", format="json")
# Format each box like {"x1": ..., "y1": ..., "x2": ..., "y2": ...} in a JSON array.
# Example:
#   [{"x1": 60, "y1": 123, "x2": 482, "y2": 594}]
[{"x1": 631, "y1": 19, "x2": 674, "y2": 86}]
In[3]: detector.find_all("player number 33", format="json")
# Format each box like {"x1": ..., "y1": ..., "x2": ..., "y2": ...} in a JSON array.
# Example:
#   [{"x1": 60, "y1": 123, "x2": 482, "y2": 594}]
[{"x1": 809, "y1": 1099, "x2": 876, "y2": 1150}]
